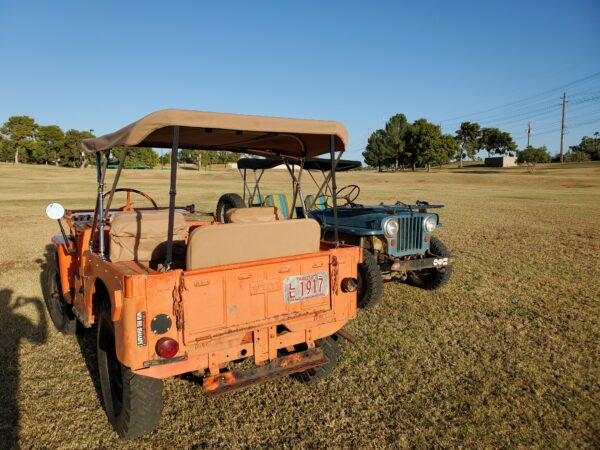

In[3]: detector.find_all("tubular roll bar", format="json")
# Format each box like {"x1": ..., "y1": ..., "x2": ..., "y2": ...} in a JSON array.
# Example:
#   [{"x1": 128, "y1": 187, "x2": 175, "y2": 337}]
[
  {"x1": 90, "y1": 152, "x2": 109, "y2": 257},
  {"x1": 329, "y1": 135, "x2": 339, "y2": 243},
  {"x1": 165, "y1": 126, "x2": 180, "y2": 270}
]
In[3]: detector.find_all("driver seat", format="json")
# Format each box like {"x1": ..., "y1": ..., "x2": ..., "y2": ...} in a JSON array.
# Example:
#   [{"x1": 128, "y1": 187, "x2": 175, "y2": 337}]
[{"x1": 109, "y1": 210, "x2": 187, "y2": 267}]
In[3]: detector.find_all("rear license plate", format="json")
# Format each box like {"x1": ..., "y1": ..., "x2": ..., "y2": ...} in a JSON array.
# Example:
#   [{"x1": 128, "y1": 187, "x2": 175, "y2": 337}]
[{"x1": 283, "y1": 272, "x2": 329, "y2": 304}]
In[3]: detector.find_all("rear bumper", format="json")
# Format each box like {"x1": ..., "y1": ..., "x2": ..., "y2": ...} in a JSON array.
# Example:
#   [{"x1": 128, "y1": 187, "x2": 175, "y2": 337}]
[
  {"x1": 202, "y1": 347, "x2": 328, "y2": 396},
  {"x1": 390, "y1": 255, "x2": 456, "y2": 272}
]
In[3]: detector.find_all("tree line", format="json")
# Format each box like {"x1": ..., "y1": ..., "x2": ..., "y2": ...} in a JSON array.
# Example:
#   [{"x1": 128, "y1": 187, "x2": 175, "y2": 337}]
[
  {"x1": 0, "y1": 115, "x2": 240, "y2": 168},
  {"x1": 362, "y1": 114, "x2": 523, "y2": 171},
  {"x1": 0, "y1": 115, "x2": 159, "y2": 168}
]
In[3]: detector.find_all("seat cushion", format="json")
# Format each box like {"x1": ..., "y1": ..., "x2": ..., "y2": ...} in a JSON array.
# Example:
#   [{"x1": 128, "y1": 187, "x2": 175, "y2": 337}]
[
  {"x1": 265, "y1": 194, "x2": 297, "y2": 219},
  {"x1": 186, "y1": 219, "x2": 320, "y2": 270},
  {"x1": 224, "y1": 206, "x2": 284, "y2": 223},
  {"x1": 305, "y1": 194, "x2": 330, "y2": 210},
  {"x1": 109, "y1": 210, "x2": 186, "y2": 263}
]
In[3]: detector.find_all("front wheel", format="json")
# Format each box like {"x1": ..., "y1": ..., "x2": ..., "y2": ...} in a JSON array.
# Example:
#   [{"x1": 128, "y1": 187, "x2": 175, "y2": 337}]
[
  {"x1": 407, "y1": 236, "x2": 454, "y2": 290},
  {"x1": 357, "y1": 250, "x2": 383, "y2": 308},
  {"x1": 43, "y1": 247, "x2": 76, "y2": 334},
  {"x1": 216, "y1": 193, "x2": 245, "y2": 223},
  {"x1": 97, "y1": 303, "x2": 163, "y2": 438}
]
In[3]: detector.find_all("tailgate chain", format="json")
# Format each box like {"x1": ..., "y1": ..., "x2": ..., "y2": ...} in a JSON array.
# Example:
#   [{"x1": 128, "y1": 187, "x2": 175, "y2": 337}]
[
  {"x1": 331, "y1": 255, "x2": 339, "y2": 295},
  {"x1": 173, "y1": 275, "x2": 187, "y2": 331}
]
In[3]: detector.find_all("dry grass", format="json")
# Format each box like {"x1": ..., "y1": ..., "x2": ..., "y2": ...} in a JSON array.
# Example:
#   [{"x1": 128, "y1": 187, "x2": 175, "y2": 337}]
[{"x1": 0, "y1": 163, "x2": 598, "y2": 449}]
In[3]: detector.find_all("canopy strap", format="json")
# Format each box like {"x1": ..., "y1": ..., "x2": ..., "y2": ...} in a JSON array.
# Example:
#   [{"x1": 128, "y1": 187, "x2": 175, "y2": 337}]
[{"x1": 104, "y1": 147, "x2": 129, "y2": 220}]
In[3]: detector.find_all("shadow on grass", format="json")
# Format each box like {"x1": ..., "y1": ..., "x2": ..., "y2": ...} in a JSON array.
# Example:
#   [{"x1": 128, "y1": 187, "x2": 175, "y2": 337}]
[
  {"x1": 0, "y1": 288, "x2": 47, "y2": 450},
  {"x1": 75, "y1": 327, "x2": 104, "y2": 408}
]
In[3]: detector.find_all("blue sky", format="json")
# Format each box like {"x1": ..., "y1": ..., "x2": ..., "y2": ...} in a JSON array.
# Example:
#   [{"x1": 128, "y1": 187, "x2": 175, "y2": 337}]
[{"x1": 1, "y1": 0, "x2": 599, "y2": 161}]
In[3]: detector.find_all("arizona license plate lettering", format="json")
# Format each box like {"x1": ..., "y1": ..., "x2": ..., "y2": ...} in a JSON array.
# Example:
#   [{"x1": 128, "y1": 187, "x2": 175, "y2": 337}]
[{"x1": 284, "y1": 272, "x2": 328, "y2": 304}]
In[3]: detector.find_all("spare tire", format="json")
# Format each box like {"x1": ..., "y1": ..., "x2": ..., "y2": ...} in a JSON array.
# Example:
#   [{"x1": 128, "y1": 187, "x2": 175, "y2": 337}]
[{"x1": 216, "y1": 193, "x2": 245, "y2": 223}]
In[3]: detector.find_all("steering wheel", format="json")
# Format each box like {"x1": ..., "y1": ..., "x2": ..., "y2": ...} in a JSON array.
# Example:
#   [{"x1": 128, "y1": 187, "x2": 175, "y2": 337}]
[
  {"x1": 336, "y1": 184, "x2": 361, "y2": 206},
  {"x1": 103, "y1": 188, "x2": 158, "y2": 211}
]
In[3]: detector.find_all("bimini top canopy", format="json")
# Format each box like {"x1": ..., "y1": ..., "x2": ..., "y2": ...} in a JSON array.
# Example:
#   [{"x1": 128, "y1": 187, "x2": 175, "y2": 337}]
[
  {"x1": 81, "y1": 109, "x2": 348, "y2": 158},
  {"x1": 237, "y1": 157, "x2": 362, "y2": 172}
]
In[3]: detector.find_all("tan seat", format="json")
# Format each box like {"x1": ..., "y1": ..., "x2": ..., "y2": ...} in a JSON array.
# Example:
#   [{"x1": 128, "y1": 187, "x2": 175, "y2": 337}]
[
  {"x1": 109, "y1": 210, "x2": 187, "y2": 264},
  {"x1": 225, "y1": 206, "x2": 285, "y2": 223},
  {"x1": 186, "y1": 219, "x2": 320, "y2": 270}
]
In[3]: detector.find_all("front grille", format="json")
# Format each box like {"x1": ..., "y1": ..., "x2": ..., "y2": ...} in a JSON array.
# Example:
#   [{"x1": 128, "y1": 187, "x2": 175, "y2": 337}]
[{"x1": 397, "y1": 216, "x2": 423, "y2": 252}]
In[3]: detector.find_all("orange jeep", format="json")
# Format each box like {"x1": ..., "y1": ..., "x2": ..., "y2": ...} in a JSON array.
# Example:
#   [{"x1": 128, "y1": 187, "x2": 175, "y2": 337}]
[{"x1": 44, "y1": 109, "x2": 361, "y2": 438}]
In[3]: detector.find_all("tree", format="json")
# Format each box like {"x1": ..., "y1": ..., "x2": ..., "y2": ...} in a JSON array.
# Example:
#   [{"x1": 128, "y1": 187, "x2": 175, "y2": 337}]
[
  {"x1": 455, "y1": 121, "x2": 481, "y2": 168},
  {"x1": 405, "y1": 119, "x2": 455, "y2": 172},
  {"x1": 362, "y1": 129, "x2": 390, "y2": 172},
  {"x1": 384, "y1": 114, "x2": 409, "y2": 170},
  {"x1": 60, "y1": 129, "x2": 95, "y2": 168},
  {"x1": 0, "y1": 116, "x2": 38, "y2": 164},
  {"x1": 180, "y1": 149, "x2": 238, "y2": 167},
  {"x1": 569, "y1": 132, "x2": 600, "y2": 161},
  {"x1": 564, "y1": 150, "x2": 591, "y2": 163},
  {"x1": 35, "y1": 125, "x2": 64, "y2": 165},
  {"x1": 479, "y1": 127, "x2": 517, "y2": 157},
  {"x1": 517, "y1": 145, "x2": 551, "y2": 172},
  {"x1": 112, "y1": 147, "x2": 159, "y2": 168}
]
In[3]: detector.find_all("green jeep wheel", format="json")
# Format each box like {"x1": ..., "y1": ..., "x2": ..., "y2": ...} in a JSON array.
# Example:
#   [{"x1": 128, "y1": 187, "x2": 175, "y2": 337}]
[
  {"x1": 408, "y1": 236, "x2": 453, "y2": 290},
  {"x1": 357, "y1": 250, "x2": 383, "y2": 308}
]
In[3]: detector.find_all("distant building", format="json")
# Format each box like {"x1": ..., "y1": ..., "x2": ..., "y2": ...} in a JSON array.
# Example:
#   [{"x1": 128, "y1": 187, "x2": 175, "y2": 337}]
[
  {"x1": 484, "y1": 156, "x2": 517, "y2": 167},
  {"x1": 207, "y1": 162, "x2": 238, "y2": 169}
]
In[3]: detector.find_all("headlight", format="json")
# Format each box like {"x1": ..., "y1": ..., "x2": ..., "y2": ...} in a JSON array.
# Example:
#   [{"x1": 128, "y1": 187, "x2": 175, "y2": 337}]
[
  {"x1": 383, "y1": 218, "x2": 399, "y2": 238},
  {"x1": 423, "y1": 216, "x2": 437, "y2": 233}
]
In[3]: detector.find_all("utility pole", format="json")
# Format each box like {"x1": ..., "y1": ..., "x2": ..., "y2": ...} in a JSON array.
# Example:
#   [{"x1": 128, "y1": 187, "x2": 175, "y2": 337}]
[
  {"x1": 527, "y1": 121, "x2": 532, "y2": 147},
  {"x1": 560, "y1": 92, "x2": 567, "y2": 163}
]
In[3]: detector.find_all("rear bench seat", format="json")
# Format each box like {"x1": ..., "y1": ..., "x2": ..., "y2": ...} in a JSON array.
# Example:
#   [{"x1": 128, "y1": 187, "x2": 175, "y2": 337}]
[
  {"x1": 109, "y1": 210, "x2": 186, "y2": 267},
  {"x1": 186, "y1": 219, "x2": 320, "y2": 270},
  {"x1": 224, "y1": 206, "x2": 284, "y2": 223}
]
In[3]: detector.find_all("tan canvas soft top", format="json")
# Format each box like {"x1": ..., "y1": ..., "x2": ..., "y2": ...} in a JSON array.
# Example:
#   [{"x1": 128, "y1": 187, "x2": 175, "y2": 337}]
[{"x1": 81, "y1": 109, "x2": 348, "y2": 158}]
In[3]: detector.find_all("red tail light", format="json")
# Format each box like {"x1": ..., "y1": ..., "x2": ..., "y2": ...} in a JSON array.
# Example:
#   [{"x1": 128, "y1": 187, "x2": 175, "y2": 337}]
[{"x1": 156, "y1": 337, "x2": 179, "y2": 358}]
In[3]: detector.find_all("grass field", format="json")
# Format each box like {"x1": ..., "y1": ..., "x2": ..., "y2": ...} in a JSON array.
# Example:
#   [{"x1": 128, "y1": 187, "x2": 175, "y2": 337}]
[{"x1": 0, "y1": 162, "x2": 598, "y2": 448}]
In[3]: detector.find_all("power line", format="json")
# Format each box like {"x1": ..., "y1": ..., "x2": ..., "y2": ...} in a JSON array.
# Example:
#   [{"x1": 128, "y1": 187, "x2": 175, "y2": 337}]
[{"x1": 436, "y1": 71, "x2": 600, "y2": 123}]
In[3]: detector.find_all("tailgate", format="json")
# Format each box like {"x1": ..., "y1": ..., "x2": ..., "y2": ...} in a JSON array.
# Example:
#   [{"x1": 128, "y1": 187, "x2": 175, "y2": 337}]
[{"x1": 181, "y1": 254, "x2": 331, "y2": 344}]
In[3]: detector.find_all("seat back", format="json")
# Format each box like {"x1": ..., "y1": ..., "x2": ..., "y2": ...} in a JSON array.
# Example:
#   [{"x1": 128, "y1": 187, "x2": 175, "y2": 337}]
[
  {"x1": 225, "y1": 206, "x2": 284, "y2": 223},
  {"x1": 109, "y1": 210, "x2": 186, "y2": 263},
  {"x1": 264, "y1": 194, "x2": 296, "y2": 219},
  {"x1": 186, "y1": 219, "x2": 320, "y2": 270},
  {"x1": 304, "y1": 194, "x2": 330, "y2": 211}
]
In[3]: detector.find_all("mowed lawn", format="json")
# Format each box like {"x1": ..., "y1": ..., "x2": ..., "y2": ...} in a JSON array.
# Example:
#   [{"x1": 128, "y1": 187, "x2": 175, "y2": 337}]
[{"x1": 0, "y1": 163, "x2": 598, "y2": 448}]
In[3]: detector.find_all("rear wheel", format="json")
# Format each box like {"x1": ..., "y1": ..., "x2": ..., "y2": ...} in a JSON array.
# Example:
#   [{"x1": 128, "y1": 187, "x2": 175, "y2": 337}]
[
  {"x1": 357, "y1": 250, "x2": 384, "y2": 308},
  {"x1": 407, "y1": 236, "x2": 453, "y2": 290},
  {"x1": 292, "y1": 335, "x2": 341, "y2": 383},
  {"x1": 43, "y1": 247, "x2": 76, "y2": 334},
  {"x1": 97, "y1": 303, "x2": 163, "y2": 438},
  {"x1": 216, "y1": 193, "x2": 245, "y2": 223}
]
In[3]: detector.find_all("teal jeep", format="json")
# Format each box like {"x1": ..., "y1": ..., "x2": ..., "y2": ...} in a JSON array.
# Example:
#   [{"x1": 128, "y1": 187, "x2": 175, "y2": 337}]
[{"x1": 216, "y1": 157, "x2": 455, "y2": 308}]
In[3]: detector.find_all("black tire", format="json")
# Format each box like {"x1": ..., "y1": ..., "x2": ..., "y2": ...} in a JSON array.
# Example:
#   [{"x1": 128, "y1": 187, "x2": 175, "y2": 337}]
[
  {"x1": 357, "y1": 250, "x2": 384, "y2": 309},
  {"x1": 43, "y1": 247, "x2": 76, "y2": 334},
  {"x1": 216, "y1": 193, "x2": 245, "y2": 223},
  {"x1": 292, "y1": 335, "x2": 341, "y2": 384},
  {"x1": 407, "y1": 236, "x2": 454, "y2": 290},
  {"x1": 97, "y1": 302, "x2": 163, "y2": 438}
]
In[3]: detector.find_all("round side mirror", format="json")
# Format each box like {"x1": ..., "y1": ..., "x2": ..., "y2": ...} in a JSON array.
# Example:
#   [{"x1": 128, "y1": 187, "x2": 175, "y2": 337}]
[{"x1": 46, "y1": 203, "x2": 65, "y2": 220}]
